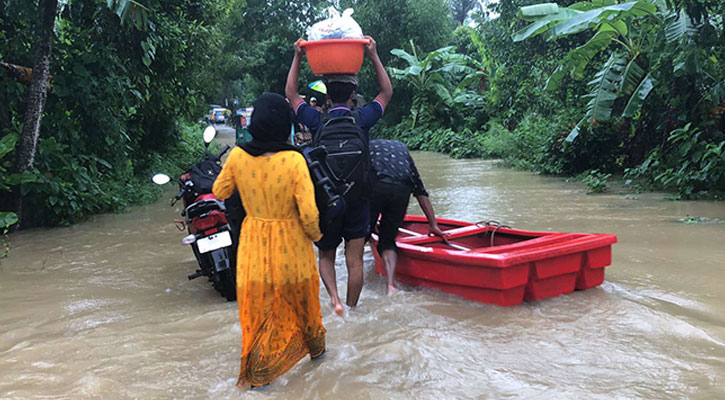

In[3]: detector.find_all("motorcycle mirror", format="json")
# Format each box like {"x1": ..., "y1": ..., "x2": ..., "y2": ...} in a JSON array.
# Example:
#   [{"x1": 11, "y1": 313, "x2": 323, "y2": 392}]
[
  {"x1": 202, "y1": 126, "x2": 217, "y2": 145},
  {"x1": 152, "y1": 173, "x2": 171, "y2": 185}
]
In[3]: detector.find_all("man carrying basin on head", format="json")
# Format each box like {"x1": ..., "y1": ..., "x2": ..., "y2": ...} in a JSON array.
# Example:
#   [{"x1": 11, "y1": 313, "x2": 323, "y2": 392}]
[
  {"x1": 285, "y1": 36, "x2": 393, "y2": 315},
  {"x1": 369, "y1": 139, "x2": 446, "y2": 295}
]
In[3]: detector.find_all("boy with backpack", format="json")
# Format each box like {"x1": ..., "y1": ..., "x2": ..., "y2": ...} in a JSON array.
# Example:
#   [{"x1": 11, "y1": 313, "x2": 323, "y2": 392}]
[{"x1": 285, "y1": 36, "x2": 393, "y2": 315}]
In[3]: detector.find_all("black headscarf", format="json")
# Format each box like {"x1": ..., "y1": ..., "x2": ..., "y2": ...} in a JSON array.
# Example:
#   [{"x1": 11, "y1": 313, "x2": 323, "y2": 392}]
[{"x1": 240, "y1": 93, "x2": 299, "y2": 156}]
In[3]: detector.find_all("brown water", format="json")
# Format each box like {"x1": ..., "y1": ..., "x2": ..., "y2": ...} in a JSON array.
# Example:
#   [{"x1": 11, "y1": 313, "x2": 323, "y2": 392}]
[{"x1": 1, "y1": 147, "x2": 724, "y2": 399}]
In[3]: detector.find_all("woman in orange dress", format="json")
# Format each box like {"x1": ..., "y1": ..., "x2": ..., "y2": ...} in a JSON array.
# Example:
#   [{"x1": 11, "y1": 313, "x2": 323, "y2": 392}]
[{"x1": 212, "y1": 93, "x2": 325, "y2": 387}]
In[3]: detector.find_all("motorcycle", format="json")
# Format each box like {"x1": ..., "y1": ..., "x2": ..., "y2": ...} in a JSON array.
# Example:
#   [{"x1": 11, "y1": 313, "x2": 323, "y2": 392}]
[{"x1": 152, "y1": 126, "x2": 237, "y2": 301}]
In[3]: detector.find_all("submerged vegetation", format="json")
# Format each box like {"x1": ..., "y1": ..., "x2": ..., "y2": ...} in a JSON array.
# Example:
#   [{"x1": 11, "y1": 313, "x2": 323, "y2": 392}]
[{"x1": 1, "y1": 0, "x2": 722, "y2": 231}]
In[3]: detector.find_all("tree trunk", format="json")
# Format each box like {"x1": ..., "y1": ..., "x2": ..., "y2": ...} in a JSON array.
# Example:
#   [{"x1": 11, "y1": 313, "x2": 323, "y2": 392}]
[{"x1": 11, "y1": 0, "x2": 58, "y2": 230}]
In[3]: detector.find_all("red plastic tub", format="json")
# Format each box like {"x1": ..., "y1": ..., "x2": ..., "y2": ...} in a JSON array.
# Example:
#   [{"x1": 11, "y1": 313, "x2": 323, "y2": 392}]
[
  {"x1": 299, "y1": 39, "x2": 370, "y2": 75},
  {"x1": 371, "y1": 215, "x2": 617, "y2": 306}
]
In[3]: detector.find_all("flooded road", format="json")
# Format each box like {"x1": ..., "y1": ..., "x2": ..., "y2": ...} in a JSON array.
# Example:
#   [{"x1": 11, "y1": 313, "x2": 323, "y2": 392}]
[{"x1": 1, "y1": 145, "x2": 724, "y2": 399}]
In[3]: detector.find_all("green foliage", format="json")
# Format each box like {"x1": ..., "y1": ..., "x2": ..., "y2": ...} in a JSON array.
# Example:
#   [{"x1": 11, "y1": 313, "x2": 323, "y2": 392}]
[
  {"x1": 0, "y1": 228, "x2": 9, "y2": 258},
  {"x1": 0, "y1": 212, "x2": 18, "y2": 229},
  {"x1": 385, "y1": 124, "x2": 487, "y2": 159},
  {"x1": 627, "y1": 123, "x2": 725, "y2": 198},
  {"x1": 514, "y1": 1, "x2": 661, "y2": 141},
  {"x1": 0, "y1": 0, "x2": 225, "y2": 228},
  {"x1": 480, "y1": 114, "x2": 572, "y2": 172},
  {"x1": 581, "y1": 169, "x2": 612, "y2": 193},
  {"x1": 105, "y1": 0, "x2": 151, "y2": 30},
  {"x1": 20, "y1": 121, "x2": 207, "y2": 226},
  {"x1": 0, "y1": 133, "x2": 33, "y2": 230},
  {"x1": 477, "y1": 0, "x2": 587, "y2": 130},
  {"x1": 389, "y1": 41, "x2": 484, "y2": 129},
  {"x1": 494, "y1": 0, "x2": 724, "y2": 196},
  {"x1": 215, "y1": 0, "x2": 327, "y2": 104},
  {"x1": 0, "y1": 134, "x2": 38, "y2": 192}
]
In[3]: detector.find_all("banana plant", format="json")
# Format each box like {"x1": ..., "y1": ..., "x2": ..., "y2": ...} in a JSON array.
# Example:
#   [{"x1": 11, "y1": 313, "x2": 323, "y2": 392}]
[
  {"x1": 515, "y1": 1, "x2": 719, "y2": 141},
  {"x1": 514, "y1": 1, "x2": 666, "y2": 141},
  {"x1": 389, "y1": 40, "x2": 485, "y2": 129}
]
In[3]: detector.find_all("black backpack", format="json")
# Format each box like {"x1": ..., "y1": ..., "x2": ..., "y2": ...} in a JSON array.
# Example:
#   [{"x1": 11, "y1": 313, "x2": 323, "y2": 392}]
[
  {"x1": 189, "y1": 154, "x2": 222, "y2": 194},
  {"x1": 301, "y1": 145, "x2": 345, "y2": 233},
  {"x1": 312, "y1": 111, "x2": 370, "y2": 202}
]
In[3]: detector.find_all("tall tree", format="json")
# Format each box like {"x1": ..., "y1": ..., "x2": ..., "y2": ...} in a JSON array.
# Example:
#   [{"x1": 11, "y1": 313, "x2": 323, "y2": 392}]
[
  {"x1": 11, "y1": 0, "x2": 58, "y2": 229},
  {"x1": 217, "y1": 0, "x2": 327, "y2": 101},
  {"x1": 7, "y1": 0, "x2": 151, "y2": 229}
]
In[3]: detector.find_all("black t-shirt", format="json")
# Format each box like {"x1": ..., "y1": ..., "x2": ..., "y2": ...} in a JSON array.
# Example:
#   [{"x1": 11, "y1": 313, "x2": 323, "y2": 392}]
[{"x1": 370, "y1": 139, "x2": 428, "y2": 197}]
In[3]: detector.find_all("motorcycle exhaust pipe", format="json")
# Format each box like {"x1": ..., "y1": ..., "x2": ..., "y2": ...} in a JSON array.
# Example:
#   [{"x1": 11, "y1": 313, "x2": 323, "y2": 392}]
[{"x1": 188, "y1": 271, "x2": 204, "y2": 280}]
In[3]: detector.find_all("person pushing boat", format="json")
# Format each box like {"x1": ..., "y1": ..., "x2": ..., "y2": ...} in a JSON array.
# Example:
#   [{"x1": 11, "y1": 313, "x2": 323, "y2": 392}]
[{"x1": 369, "y1": 139, "x2": 446, "y2": 294}]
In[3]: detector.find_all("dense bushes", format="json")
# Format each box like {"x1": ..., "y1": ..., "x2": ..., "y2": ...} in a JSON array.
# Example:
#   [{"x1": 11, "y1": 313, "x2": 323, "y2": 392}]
[
  {"x1": 384, "y1": 123, "x2": 488, "y2": 159},
  {"x1": 626, "y1": 123, "x2": 725, "y2": 198},
  {"x1": 19, "y1": 122, "x2": 207, "y2": 226}
]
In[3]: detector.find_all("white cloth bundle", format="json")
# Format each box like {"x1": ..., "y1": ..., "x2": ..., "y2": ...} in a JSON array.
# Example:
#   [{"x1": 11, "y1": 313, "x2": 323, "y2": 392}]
[{"x1": 307, "y1": 8, "x2": 363, "y2": 41}]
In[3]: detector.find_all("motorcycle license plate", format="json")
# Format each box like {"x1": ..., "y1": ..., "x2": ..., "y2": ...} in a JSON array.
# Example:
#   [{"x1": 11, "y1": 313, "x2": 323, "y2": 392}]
[{"x1": 196, "y1": 231, "x2": 232, "y2": 254}]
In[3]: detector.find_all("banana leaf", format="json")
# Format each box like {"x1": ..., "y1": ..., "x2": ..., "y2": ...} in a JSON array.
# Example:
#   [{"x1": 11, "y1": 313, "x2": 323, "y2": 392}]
[
  {"x1": 545, "y1": 30, "x2": 616, "y2": 91},
  {"x1": 619, "y1": 57, "x2": 646, "y2": 96},
  {"x1": 622, "y1": 73, "x2": 656, "y2": 117},
  {"x1": 513, "y1": 9, "x2": 581, "y2": 41},
  {"x1": 664, "y1": 9, "x2": 698, "y2": 43},
  {"x1": 549, "y1": 1, "x2": 656, "y2": 39},
  {"x1": 517, "y1": 3, "x2": 560, "y2": 20},
  {"x1": 0, "y1": 212, "x2": 18, "y2": 229}
]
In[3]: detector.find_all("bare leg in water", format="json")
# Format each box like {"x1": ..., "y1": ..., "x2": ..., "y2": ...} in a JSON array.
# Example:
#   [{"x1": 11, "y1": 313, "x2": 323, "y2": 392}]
[
  {"x1": 344, "y1": 238, "x2": 365, "y2": 307},
  {"x1": 381, "y1": 248, "x2": 398, "y2": 294},
  {"x1": 318, "y1": 248, "x2": 344, "y2": 315}
]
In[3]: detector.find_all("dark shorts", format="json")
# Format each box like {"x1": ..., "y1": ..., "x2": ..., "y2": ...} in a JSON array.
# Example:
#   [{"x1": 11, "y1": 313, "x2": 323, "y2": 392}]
[
  {"x1": 316, "y1": 200, "x2": 370, "y2": 250},
  {"x1": 369, "y1": 181, "x2": 411, "y2": 253}
]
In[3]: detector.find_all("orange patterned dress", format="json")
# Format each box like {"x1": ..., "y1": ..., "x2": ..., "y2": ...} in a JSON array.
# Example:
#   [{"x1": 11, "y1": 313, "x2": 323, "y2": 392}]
[{"x1": 212, "y1": 148, "x2": 325, "y2": 386}]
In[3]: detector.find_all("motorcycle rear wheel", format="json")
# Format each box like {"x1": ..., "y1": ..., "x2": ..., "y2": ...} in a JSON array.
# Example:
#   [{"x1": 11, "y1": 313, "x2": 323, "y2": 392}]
[{"x1": 215, "y1": 268, "x2": 237, "y2": 301}]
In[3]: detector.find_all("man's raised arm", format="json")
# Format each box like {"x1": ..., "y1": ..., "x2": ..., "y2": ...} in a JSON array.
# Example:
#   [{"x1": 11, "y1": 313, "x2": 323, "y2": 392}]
[
  {"x1": 364, "y1": 36, "x2": 393, "y2": 108},
  {"x1": 285, "y1": 39, "x2": 305, "y2": 111}
]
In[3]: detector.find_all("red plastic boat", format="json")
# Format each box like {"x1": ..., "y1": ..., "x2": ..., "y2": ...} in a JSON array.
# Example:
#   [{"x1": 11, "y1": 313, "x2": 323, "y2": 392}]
[{"x1": 370, "y1": 215, "x2": 617, "y2": 306}]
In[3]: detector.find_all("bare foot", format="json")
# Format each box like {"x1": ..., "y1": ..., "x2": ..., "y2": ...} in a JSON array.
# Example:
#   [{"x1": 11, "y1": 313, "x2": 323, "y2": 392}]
[
  {"x1": 386, "y1": 285, "x2": 397, "y2": 296},
  {"x1": 331, "y1": 299, "x2": 344, "y2": 316}
]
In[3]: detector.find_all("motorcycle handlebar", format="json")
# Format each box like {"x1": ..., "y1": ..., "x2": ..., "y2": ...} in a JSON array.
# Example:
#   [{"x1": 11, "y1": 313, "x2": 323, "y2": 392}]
[
  {"x1": 218, "y1": 145, "x2": 231, "y2": 158},
  {"x1": 170, "y1": 180, "x2": 193, "y2": 206}
]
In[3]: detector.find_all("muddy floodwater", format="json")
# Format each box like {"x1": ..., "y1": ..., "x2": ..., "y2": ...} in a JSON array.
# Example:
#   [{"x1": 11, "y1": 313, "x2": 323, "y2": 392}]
[{"x1": 1, "y1": 148, "x2": 724, "y2": 399}]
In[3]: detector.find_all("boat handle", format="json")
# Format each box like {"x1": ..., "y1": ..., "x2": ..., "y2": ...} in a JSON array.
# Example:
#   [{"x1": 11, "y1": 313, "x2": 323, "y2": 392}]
[{"x1": 398, "y1": 227, "x2": 470, "y2": 251}]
